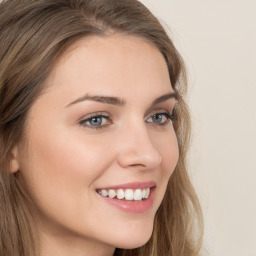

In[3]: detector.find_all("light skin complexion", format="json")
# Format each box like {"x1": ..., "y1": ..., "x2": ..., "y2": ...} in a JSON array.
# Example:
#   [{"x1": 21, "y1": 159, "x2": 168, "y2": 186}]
[{"x1": 12, "y1": 34, "x2": 179, "y2": 256}]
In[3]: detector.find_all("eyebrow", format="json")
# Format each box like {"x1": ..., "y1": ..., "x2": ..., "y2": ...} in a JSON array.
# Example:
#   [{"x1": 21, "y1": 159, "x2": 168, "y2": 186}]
[
  {"x1": 151, "y1": 92, "x2": 177, "y2": 106},
  {"x1": 66, "y1": 91, "x2": 177, "y2": 108},
  {"x1": 66, "y1": 94, "x2": 125, "y2": 107}
]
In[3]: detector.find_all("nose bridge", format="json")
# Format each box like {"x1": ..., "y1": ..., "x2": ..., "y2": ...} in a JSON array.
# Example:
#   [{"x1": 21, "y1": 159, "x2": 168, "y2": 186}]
[{"x1": 116, "y1": 119, "x2": 162, "y2": 170}]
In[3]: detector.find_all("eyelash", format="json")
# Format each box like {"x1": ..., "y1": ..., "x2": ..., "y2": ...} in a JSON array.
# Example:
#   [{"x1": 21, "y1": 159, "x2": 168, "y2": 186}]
[
  {"x1": 79, "y1": 113, "x2": 111, "y2": 130},
  {"x1": 79, "y1": 111, "x2": 175, "y2": 130}
]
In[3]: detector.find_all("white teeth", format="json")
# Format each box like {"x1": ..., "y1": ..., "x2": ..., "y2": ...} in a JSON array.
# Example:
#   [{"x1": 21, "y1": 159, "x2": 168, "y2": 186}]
[
  {"x1": 141, "y1": 189, "x2": 146, "y2": 198},
  {"x1": 145, "y1": 188, "x2": 150, "y2": 199},
  {"x1": 108, "y1": 189, "x2": 116, "y2": 199},
  {"x1": 134, "y1": 189, "x2": 143, "y2": 201},
  {"x1": 117, "y1": 189, "x2": 125, "y2": 199},
  {"x1": 125, "y1": 189, "x2": 134, "y2": 200},
  {"x1": 97, "y1": 188, "x2": 152, "y2": 201},
  {"x1": 101, "y1": 189, "x2": 108, "y2": 197}
]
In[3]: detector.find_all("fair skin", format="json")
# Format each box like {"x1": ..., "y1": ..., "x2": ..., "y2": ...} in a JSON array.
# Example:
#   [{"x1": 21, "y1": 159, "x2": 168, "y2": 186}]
[{"x1": 12, "y1": 34, "x2": 179, "y2": 256}]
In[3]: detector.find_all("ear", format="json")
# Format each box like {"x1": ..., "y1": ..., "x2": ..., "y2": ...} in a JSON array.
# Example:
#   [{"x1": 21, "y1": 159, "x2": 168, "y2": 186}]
[{"x1": 10, "y1": 146, "x2": 20, "y2": 173}]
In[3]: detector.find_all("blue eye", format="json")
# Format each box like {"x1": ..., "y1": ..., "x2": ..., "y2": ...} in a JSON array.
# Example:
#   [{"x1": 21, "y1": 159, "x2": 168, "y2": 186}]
[
  {"x1": 151, "y1": 114, "x2": 164, "y2": 123},
  {"x1": 79, "y1": 115, "x2": 110, "y2": 128},
  {"x1": 88, "y1": 117, "x2": 103, "y2": 126},
  {"x1": 146, "y1": 112, "x2": 174, "y2": 125}
]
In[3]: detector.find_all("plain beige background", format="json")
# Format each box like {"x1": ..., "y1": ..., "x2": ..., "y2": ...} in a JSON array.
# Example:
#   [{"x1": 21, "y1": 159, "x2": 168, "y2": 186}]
[{"x1": 139, "y1": 0, "x2": 256, "y2": 256}]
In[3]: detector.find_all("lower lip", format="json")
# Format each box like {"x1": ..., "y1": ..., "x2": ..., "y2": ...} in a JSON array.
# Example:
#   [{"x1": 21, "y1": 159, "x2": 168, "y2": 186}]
[{"x1": 98, "y1": 188, "x2": 155, "y2": 213}]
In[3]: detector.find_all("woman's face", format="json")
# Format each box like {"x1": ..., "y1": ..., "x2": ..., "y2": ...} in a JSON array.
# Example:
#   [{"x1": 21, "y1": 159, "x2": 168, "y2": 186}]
[{"x1": 15, "y1": 34, "x2": 179, "y2": 254}]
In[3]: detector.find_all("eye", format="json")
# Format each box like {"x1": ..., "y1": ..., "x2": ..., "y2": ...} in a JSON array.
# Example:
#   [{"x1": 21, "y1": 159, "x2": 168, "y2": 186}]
[
  {"x1": 146, "y1": 112, "x2": 174, "y2": 126},
  {"x1": 79, "y1": 114, "x2": 111, "y2": 129}
]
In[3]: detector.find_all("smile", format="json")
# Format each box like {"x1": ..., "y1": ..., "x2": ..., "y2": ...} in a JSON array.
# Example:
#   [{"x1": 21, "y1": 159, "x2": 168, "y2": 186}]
[
  {"x1": 96, "y1": 182, "x2": 156, "y2": 213},
  {"x1": 96, "y1": 188, "x2": 150, "y2": 201}
]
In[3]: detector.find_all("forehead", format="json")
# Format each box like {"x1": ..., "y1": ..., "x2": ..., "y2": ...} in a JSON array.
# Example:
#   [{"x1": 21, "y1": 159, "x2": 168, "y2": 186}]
[
  {"x1": 60, "y1": 33, "x2": 162, "y2": 64},
  {"x1": 44, "y1": 34, "x2": 172, "y2": 104}
]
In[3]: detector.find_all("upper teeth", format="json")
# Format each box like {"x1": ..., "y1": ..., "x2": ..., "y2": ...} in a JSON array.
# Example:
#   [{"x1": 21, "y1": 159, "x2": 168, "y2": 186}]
[{"x1": 97, "y1": 188, "x2": 150, "y2": 201}]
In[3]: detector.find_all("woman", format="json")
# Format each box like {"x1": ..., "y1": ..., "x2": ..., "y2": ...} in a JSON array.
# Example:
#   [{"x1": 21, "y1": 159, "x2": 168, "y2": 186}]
[{"x1": 0, "y1": 0, "x2": 203, "y2": 255}]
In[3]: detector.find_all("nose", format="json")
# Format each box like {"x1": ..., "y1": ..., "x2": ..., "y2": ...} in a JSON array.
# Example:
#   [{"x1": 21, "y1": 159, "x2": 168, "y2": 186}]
[{"x1": 116, "y1": 122, "x2": 162, "y2": 171}]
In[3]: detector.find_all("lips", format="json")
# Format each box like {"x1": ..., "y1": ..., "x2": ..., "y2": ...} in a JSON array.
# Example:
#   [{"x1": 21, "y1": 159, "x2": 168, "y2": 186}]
[{"x1": 96, "y1": 181, "x2": 156, "y2": 213}]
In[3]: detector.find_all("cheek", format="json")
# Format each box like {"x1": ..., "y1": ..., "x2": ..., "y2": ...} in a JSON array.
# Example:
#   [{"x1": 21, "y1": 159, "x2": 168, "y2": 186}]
[
  {"x1": 18, "y1": 126, "x2": 117, "y2": 233},
  {"x1": 154, "y1": 130, "x2": 179, "y2": 173},
  {"x1": 19, "y1": 124, "x2": 113, "y2": 202},
  {"x1": 154, "y1": 130, "x2": 179, "y2": 196},
  {"x1": 163, "y1": 139, "x2": 179, "y2": 176}
]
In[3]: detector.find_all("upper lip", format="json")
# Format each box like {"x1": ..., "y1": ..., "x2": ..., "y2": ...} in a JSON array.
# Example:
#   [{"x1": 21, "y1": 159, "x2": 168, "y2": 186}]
[{"x1": 96, "y1": 181, "x2": 156, "y2": 190}]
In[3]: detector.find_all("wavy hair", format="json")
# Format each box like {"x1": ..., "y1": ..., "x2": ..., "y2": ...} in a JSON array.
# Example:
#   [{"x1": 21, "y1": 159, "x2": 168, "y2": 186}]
[{"x1": 0, "y1": 0, "x2": 203, "y2": 255}]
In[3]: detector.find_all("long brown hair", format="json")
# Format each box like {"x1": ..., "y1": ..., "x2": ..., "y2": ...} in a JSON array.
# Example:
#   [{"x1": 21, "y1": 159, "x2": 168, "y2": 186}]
[{"x1": 0, "y1": 0, "x2": 203, "y2": 255}]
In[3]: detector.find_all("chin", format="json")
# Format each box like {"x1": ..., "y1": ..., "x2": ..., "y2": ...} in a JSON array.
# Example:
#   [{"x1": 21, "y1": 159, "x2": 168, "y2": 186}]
[{"x1": 112, "y1": 222, "x2": 154, "y2": 249}]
